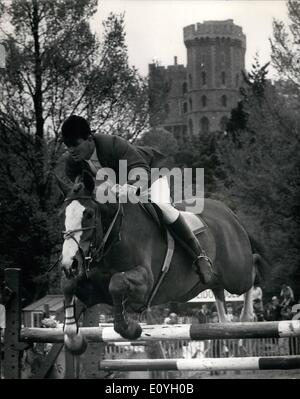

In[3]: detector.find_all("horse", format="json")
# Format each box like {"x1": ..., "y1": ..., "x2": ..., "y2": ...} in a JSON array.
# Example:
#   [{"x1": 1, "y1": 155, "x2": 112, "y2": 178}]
[{"x1": 57, "y1": 171, "x2": 268, "y2": 354}]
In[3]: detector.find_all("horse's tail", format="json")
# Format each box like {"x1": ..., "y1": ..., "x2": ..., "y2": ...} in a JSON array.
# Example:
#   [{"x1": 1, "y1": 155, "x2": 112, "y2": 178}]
[{"x1": 248, "y1": 235, "x2": 271, "y2": 285}]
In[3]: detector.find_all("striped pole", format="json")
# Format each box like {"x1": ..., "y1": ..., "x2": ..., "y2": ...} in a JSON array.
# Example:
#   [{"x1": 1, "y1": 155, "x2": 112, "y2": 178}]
[
  {"x1": 99, "y1": 356, "x2": 300, "y2": 371},
  {"x1": 20, "y1": 320, "x2": 300, "y2": 343}
]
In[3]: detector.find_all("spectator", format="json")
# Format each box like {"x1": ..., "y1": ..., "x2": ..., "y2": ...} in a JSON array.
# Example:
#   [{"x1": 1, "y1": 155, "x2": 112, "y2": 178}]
[
  {"x1": 226, "y1": 305, "x2": 239, "y2": 322},
  {"x1": 197, "y1": 304, "x2": 210, "y2": 324},
  {"x1": 280, "y1": 284, "x2": 295, "y2": 309},
  {"x1": 279, "y1": 284, "x2": 295, "y2": 321},
  {"x1": 252, "y1": 283, "x2": 264, "y2": 321},
  {"x1": 168, "y1": 313, "x2": 178, "y2": 324},
  {"x1": 163, "y1": 307, "x2": 171, "y2": 324},
  {"x1": 209, "y1": 311, "x2": 219, "y2": 323},
  {"x1": 281, "y1": 306, "x2": 293, "y2": 320},
  {"x1": 264, "y1": 296, "x2": 282, "y2": 321}
]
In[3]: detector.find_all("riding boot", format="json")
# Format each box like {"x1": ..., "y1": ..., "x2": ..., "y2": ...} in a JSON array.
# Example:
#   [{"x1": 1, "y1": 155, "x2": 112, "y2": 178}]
[{"x1": 168, "y1": 214, "x2": 215, "y2": 285}]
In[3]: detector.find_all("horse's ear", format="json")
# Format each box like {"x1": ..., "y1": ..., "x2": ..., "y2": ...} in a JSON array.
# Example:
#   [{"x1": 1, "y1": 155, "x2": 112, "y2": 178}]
[
  {"x1": 53, "y1": 173, "x2": 71, "y2": 198},
  {"x1": 83, "y1": 170, "x2": 95, "y2": 194}
]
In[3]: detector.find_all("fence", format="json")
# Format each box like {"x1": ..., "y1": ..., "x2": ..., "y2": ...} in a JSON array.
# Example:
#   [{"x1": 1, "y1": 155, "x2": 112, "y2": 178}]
[{"x1": 1, "y1": 268, "x2": 300, "y2": 379}]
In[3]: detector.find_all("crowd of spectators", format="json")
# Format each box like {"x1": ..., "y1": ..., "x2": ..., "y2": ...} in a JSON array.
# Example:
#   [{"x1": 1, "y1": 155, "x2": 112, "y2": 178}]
[
  {"x1": 160, "y1": 283, "x2": 299, "y2": 325},
  {"x1": 256, "y1": 284, "x2": 298, "y2": 322}
]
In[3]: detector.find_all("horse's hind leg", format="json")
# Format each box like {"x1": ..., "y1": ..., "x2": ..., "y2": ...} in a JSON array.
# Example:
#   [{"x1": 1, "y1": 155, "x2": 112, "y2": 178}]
[
  {"x1": 109, "y1": 266, "x2": 151, "y2": 340},
  {"x1": 213, "y1": 288, "x2": 230, "y2": 323},
  {"x1": 240, "y1": 287, "x2": 255, "y2": 322},
  {"x1": 240, "y1": 256, "x2": 257, "y2": 322}
]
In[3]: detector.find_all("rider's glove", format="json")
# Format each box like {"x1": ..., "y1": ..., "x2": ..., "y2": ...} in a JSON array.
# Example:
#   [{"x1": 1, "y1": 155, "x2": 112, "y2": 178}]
[{"x1": 111, "y1": 183, "x2": 138, "y2": 200}]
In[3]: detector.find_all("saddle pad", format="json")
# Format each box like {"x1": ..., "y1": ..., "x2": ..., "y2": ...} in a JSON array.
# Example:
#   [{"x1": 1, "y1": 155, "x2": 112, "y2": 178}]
[{"x1": 180, "y1": 211, "x2": 206, "y2": 235}]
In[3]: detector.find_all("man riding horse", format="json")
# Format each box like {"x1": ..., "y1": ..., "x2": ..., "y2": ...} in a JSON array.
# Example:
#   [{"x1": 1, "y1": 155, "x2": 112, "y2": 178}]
[{"x1": 61, "y1": 115, "x2": 214, "y2": 285}]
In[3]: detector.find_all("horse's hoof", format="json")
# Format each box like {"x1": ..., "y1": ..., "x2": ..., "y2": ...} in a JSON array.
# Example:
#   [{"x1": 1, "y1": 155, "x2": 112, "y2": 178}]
[
  {"x1": 114, "y1": 321, "x2": 142, "y2": 340},
  {"x1": 64, "y1": 335, "x2": 88, "y2": 355}
]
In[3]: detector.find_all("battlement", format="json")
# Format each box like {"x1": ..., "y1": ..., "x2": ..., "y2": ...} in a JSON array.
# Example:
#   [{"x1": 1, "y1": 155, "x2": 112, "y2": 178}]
[
  {"x1": 184, "y1": 20, "x2": 246, "y2": 48},
  {"x1": 149, "y1": 57, "x2": 186, "y2": 74}
]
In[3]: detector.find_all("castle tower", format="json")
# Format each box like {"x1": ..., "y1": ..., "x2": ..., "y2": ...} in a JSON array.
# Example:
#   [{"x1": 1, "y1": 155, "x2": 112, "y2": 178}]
[{"x1": 184, "y1": 19, "x2": 246, "y2": 134}]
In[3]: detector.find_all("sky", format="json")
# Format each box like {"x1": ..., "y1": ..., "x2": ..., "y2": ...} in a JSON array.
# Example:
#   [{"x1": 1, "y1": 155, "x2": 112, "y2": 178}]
[{"x1": 91, "y1": 0, "x2": 289, "y2": 79}]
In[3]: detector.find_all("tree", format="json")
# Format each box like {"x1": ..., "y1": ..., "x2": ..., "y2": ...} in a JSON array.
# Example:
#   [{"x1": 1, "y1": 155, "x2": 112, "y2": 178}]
[
  {"x1": 217, "y1": 55, "x2": 300, "y2": 298},
  {"x1": 270, "y1": 0, "x2": 300, "y2": 89},
  {"x1": 241, "y1": 55, "x2": 270, "y2": 101},
  {"x1": 226, "y1": 55, "x2": 270, "y2": 144},
  {"x1": 0, "y1": 1, "x2": 149, "y2": 302},
  {"x1": 138, "y1": 126, "x2": 178, "y2": 158},
  {"x1": 173, "y1": 133, "x2": 224, "y2": 196}
]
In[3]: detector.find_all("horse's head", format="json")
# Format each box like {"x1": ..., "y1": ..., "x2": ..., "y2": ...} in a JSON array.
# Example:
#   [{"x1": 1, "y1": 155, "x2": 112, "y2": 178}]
[{"x1": 58, "y1": 171, "x2": 103, "y2": 279}]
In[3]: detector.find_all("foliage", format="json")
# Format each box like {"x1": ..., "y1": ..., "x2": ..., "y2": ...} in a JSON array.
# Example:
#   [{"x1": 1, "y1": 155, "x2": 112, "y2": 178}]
[
  {"x1": 0, "y1": 0, "x2": 149, "y2": 302},
  {"x1": 138, "y1": 126, "x2": 178, "y2": 158},
  {"x1": 173, "y1": 133, "x2": 224, "y2": 196},
  {"x1": 218, "y1": 56, "x2": 300, "y2": 299},
  {"x1": 226, "y1": 54, "x2": 270, "y2": 144},
  {"x1": 270, "y1": 0, "x2": 300, "y2": 88}
]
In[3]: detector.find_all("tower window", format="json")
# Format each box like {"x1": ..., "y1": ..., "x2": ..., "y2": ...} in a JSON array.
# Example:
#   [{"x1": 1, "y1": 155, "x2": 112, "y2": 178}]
[
  {"x1": 201, "y1": 71, "x2": 206, "y2": 85},
  {"x1": 183, "y1": 102, "x2": 188, "y2": 113},
  {"x1": 220, "y1": 116, "x2": 229, "y2": 132},
  {"x1": 200, "y1": 117, "x2": 210, "y2": 134},
  {"x1": 188, "y1": 74, "x2": 192, "y2": 89},
  {"x1": 189, "y1": 97, "x2": 193, "y2": 111},
  {"x1": 189, "y1": 119, "x2": 193, "y2": 135},
  {"x1": 221, "y1": 71, "x2": 226, "y2": 85},
  {"x1": 221, "y1": 95, "x2": 227, "y2": 107},
  {"x1": 221, "y1": 52, "x2": 225, "y2": 65},
  {"x1": 201, "y1": 95, "x2": 207, "y2": 107},
  {"x1": 182, "y1": 82, "x2": 187, "y2": 94}
]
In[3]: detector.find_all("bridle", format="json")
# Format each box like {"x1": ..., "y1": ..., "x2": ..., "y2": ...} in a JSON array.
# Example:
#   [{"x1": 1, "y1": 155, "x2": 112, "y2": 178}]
[
  {"x1": 62, "y1": 225, "x2": 97, "y2": 276},
  {"x1": 62, "y1": 196, "x2": 122, "y2": 278}
]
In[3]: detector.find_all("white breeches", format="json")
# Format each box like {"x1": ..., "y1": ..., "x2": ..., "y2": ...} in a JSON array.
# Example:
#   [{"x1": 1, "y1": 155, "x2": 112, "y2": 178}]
[
  {"x1": 95, "y1": 173, "x2": 180, "y2": 224},
  {"x1": 150, "y1": 176, "x2": 179, "y2": 224}
]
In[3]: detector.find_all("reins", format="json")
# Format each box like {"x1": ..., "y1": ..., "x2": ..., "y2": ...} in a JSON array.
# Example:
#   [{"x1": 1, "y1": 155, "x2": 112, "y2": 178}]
[{"x1": 95, "y1": 201, "x2": 122, "y2": 260}]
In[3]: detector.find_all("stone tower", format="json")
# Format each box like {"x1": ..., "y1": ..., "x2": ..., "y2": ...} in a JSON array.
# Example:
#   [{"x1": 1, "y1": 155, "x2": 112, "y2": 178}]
[{"x1": 183, "y1": 19, "x2": 246, "y2": 134}]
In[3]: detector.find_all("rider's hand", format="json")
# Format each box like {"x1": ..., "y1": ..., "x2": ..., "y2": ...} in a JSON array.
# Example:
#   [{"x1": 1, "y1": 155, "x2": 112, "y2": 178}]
[{"x1": 111, "y1": 184, "x2": 138, "y2": 200}]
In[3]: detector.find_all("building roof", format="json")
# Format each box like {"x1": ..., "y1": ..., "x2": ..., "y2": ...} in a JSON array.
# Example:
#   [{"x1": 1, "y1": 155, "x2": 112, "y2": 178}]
[{"x1": 22, "y1": 295, "x2": 64, "y2": 313}]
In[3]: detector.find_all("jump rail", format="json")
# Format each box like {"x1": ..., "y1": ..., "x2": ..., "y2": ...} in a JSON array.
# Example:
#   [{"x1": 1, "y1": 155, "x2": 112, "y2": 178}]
[
  {"x1": 20, "y1": 319, "x2": 300, "y2": 343},
  {"x1": 3, "y1": 268, "x2": 300, "y2": 379},
  {"x1": 99, "y1": 355, "x2": 300, "y2": 371}
]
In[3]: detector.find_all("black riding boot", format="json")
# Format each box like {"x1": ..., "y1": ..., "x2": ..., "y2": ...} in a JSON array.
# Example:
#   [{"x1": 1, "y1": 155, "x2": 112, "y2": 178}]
[{"x1": 169, "y1": 214, "x2": 214, "y2": 285}]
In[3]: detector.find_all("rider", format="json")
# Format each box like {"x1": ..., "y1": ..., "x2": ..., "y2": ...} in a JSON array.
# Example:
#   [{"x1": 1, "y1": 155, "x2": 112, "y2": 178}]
[{"x1": 61, "y1": 115, "x2": 214, "y2": 285}]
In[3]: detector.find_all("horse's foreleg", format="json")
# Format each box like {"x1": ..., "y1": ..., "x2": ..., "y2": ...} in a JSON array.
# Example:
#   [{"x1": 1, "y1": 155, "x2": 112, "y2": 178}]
[
  {"x1": 213, "y1": 288, "x2": 230, "y2": 323},
  {"x1": 240, "y1": 287, "x2": 255, "y2": 322},
  {"x1": 109, "y1": 267, "x2": 150, "y2": 340},
  {"x1": 63, "y1": 294, "x2": 87, "y2": 355}
]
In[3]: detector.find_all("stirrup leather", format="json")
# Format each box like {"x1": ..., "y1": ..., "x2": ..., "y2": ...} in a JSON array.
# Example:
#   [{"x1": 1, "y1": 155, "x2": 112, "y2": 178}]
[{"x1": 193, "y1": 252, "x2": 213, "y2": 267}]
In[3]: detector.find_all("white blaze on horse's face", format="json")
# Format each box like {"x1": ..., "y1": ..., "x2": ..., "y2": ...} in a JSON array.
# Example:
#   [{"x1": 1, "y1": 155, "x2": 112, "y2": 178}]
[{"x1": 62, "y1": 200, "x2": 85, "y2": 269}]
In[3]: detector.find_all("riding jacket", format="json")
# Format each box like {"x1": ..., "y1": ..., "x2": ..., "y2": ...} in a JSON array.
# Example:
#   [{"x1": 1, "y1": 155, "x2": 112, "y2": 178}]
[{"x1": 64, "y1": 133, "x2": 166, "y2": 188}]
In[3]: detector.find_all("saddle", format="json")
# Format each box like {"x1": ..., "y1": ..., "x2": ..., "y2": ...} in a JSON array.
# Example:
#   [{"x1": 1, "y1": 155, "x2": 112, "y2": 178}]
[
  {"x1": 140, "y1": 200, "x2": 207, "y2": 236},
  {"x1": 139, "y1": 200, "x2": 207, "y2": 311}
]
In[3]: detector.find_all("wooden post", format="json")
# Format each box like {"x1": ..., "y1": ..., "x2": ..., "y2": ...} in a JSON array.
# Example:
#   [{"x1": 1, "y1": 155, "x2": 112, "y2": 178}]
[
  {"x1": 43, "y1": 304, "x2": 50, "y2": 318},
  {"x1": 64, "y1": 347, "x2": 76, "y2": 379},
  {"x1": 80, "y1": 304, "x2": 106, "y2": 379},
  {"x1": 3, "y1": 268, "x2": 23, "y2": 379}
]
